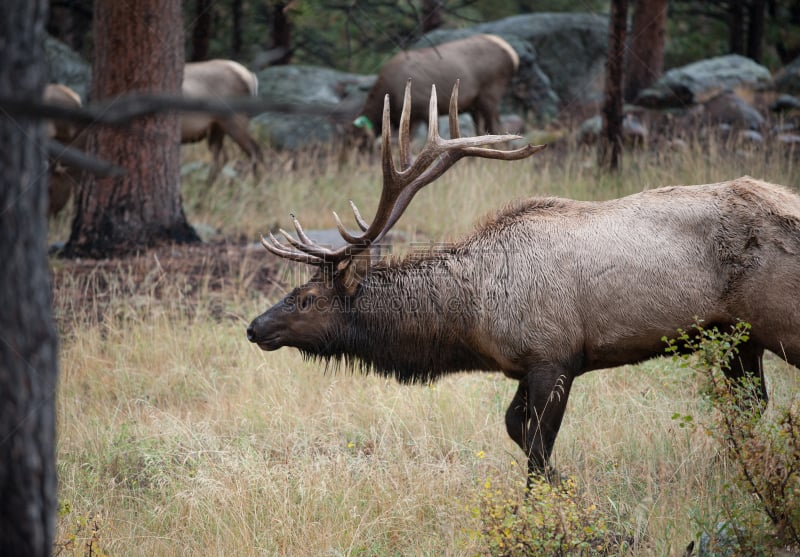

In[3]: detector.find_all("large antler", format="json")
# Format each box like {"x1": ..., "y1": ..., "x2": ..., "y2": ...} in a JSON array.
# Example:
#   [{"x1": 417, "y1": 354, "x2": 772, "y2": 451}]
[{"x1": 261, "y1": 79, "x2": 546, "y2": 266}]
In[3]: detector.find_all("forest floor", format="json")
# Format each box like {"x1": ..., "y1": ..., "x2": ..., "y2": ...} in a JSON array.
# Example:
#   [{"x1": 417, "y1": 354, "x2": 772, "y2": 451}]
[{"x1": 49, "y1": 240, "x2": 280, "y2": 324}]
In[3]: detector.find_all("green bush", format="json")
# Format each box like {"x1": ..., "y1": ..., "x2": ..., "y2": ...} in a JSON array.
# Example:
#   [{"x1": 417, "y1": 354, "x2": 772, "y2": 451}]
[
  {"x1": 54, "y1": 500, "x2": 106, "y2": 557},
  {"x1": 470, "y1": 475, "x2": 628, "y2": 556},
  {"x1": 665, "y1": 321, "x2": 800, "y2": 552}
]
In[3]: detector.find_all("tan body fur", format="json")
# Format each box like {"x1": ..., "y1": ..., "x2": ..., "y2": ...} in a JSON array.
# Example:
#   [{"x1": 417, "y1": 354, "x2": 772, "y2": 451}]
[
  {"x1": 359, "y1": 34, "x2": 519, "y2": 135},
  {"x1": 181, "y1": 59, "x2": 264, "y2": 183}
]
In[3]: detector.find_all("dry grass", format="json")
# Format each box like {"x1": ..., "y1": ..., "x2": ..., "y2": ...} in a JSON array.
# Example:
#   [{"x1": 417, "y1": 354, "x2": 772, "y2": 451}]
[{"x1": 52, "y1": 133, "x2": 800, "y2": 556}]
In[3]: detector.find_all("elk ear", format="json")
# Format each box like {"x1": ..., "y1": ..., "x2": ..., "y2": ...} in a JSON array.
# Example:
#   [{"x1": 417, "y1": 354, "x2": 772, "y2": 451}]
[{"x1": 336, "y1": 250, "x2": 372, "y2": 296}]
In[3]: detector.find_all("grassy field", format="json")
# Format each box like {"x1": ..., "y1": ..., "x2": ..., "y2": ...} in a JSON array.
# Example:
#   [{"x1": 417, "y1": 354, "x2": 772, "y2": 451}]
[{"x1": 51, "y1": 135, "x2": 800, "y2": 556}]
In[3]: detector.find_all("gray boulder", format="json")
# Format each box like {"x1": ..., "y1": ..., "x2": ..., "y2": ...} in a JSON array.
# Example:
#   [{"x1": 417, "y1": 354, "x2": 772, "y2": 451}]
[
  {"x1": 414, "y1": 12, "x2": 609, "y2": 117},
  {"x1": 255, "y1": 64, "x2": 373, "y2": 111},
  {"x1": 577, "y1": 113, "x2": 648, "y2": 145},
  {"x1": 770, "y1": 93, "x2": 800, "y2": 113},
  {"x1": 477, "y1": 12, "x2": 609, "y2": 105},
  {"x1": 252, "y1": 112, "x2": 341, "y2": 150},
  {"x1": 701, "y1": 91, "x2": 765, "y2": 130},
  {"x1": 414, "y1": 29, "x2": 558, "y2": 122},
  {"x1": 775, "y1": 56, "x2": 800, "y2": 95},
  {"x1": 252, "y1": 65, "x2": 374, "y2": 150},
  {"x1": 44, "y1": 36, "x2": 92, "y2": 101},
  {"x1": 777, "y1": 132, "x2": 800, "y2": 145},
  {"x1": 635, "y1": 54, "x2": 772, "y2": 108}
]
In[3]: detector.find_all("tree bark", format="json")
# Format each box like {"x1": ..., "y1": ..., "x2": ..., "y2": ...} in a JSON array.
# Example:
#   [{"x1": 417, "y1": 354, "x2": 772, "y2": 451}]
[
  {"x1": 624, "y1": 0, "x2": 667, "y2": 101},
  {"x1": 64, "y1": 0, "x2": 198, "y2": 258},
  {"x1": 0, "y1": 0, "x2": 59, "y2": 555},
  {"x1": 421, "y1": 0, "x2": 445, "y2": 33},
  {"x1": 191, "y1": 0, "x2": 213, "y2": 62},
  {"x1": 747, "y1": 0, "x2": 766, "y2": 62},
  {"x1": 730, "y1": 0, "x2": 745, "y2": 54},
  {"x1": 46, "y1": 0, "x2": 93, "y2": 55},
  {"x1": 271, "y1": 2, "x2": 293, "y2": 65},
  {"x1": 232, "y1": 0, "x2": 243, "y2": 57},
  {"x1": 600, "y1": 0, "x2": 628, "y2": 173}
]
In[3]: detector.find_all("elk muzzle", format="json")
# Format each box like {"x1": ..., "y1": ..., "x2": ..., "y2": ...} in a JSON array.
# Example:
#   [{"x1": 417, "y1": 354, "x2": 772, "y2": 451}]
[{"x1": 246, "y1": 310, "x2": 283, "y2": 351}]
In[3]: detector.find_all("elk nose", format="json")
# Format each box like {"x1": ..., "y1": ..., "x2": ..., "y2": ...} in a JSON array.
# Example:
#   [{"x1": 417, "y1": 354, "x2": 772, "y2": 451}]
[{"x1": 246, "y1": 324, "x2": 256, "y2": 343}]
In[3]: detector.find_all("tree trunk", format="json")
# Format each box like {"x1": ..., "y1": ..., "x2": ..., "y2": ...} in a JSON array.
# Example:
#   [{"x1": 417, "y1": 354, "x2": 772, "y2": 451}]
[
  {"x1": 624, "y1": 0, "x2": 667, "y2": 101},
  {"x1": 775, "y1": 0, "x2": 800, "y2": 63},
  {"x1": 421, "y1": 0, "x2": 445, "y2": 33},
  {"x1": 0, "y1": 0, "x2": 59, "y2": 555},
  {"x1": 190, "y1": 0, "x2": 213, "y2": 62},
  {"x1": 730, "y1": 0, "x2": 745, "y2": 54},
  {"x1": 271, "y1": 2, "x2": 293, "y2": 65},
  {"x1": 600, "y1": 0, "x2": 628, "y2": 173},
  {"x1": 747, "y1": 0, "x2": 766, "y2": 62},
  {"x1": 232, "y1": 0, "x2": 243, "y2": 57},
  {"x1": 64, "y1": 0, "x2": 198, "y2": 258},
  {"x1": 46, "y1": 0, "x2": 93, "y2": 55}
]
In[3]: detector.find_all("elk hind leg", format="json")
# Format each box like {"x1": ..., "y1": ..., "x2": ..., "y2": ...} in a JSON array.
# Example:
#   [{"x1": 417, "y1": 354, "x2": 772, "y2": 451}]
[
  {"x1": 218, "y1": 115, "x2": 264, "y2": 180},
  {"x1": 474, "y1": 98, "x2": 501, "y2": 135},
  {"x1": 724, "y1": 339, "x2": 767, "y2": 413},
  {"x1": 205, "y1": 123, "x2": 226, "y2": 185}
]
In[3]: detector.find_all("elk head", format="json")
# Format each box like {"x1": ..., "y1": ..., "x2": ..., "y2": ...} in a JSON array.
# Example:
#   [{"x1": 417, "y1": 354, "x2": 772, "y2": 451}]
[{"x1": 246, "y1": 79, "x2": 544, "y2": 360}]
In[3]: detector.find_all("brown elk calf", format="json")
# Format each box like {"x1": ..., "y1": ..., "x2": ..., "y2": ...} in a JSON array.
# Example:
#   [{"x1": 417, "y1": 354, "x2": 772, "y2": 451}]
[
  {"x1": 356, "y1": 34, "x2": 519, "y2": 136},
  {"x1": 43, "y1": 83, "x2": 83, "y2": 216},
  {"x1": 182, "y1": 59, "x2": 264, "y2": 184},
  {"x1": 247, "y1": 82, "x2": 800, "y2": 483}
]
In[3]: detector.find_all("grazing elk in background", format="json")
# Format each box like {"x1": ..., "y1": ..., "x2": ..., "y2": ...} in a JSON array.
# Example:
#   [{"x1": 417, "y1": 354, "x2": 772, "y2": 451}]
[
  {"x1": 43, "y1": 83, "x2": 83, "y2": 216},
  {"x1": 247, "y1": 80, "x2": 800, "y2": 483},
  {"x1": 355, "y1": 34, "x2": 519, "y2": 138},
  {"x1": 182, "y1": 59, "x2": 265, "y2": 184}
]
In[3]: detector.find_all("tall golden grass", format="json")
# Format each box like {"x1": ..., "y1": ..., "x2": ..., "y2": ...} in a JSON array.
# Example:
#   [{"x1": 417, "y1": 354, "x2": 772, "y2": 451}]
[{"x1": 52, "y1": 135, "x2": 800, "y2": 556}]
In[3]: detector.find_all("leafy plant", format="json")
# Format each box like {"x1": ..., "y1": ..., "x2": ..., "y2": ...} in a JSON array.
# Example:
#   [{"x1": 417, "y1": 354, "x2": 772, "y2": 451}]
[
  {"x1": 53, "y1": 500, "x2": 107, "y2": 557},
  {"x1": 470, "y1": 474, "x2": 628, "y2": 556},
  {"x1": 665, "y1": 321, "x2": 800, "y2": 552}
]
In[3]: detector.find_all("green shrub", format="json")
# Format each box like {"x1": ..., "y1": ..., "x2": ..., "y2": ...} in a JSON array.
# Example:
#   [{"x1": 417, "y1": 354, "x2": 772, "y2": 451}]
[
  {"x1": 54, "y1": 500, "x2": 106, "y2": 557},
  {"x1": 665, "y1": 321, "x2": 800, "y2": 552},
  {"x1": 470, "y1": 475, "x2": 628, "y2": 556}
]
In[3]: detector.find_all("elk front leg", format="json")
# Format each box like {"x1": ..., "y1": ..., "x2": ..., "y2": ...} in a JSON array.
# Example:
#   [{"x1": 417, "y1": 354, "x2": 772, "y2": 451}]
[
  {"x1": 220, "y1": 115, "x2": 265, "y2": 180},
  {"x1": 505, "y1": 367, "x2": 574, "y2": 483},
  {"x1": 206, "y1": 123, "x2": 225, "y2": 185}
]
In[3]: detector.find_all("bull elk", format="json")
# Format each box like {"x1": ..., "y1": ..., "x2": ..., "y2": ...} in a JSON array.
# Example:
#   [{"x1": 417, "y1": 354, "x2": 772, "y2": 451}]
[
  {"x1": 43, "y1": 83, "x2": 83, "y2": 216},
  {"x1": 355, "y1": 34, "x2": 519, "y2": 137},
  {"x1": 247, "y1": 80, "x2": 800, "y2": 482},
  {"x1": 181, "y1": 59, "x2": 265, "y2": 184}
]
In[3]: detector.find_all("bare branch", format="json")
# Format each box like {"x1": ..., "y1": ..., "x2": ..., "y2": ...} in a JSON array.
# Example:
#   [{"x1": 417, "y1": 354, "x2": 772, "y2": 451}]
[
  {"x1": 0, "y1": 92, "x2": 345, "y2": 129},
  {"x1": 47, "y1": 138, "x2": 124, "y2": 177}
]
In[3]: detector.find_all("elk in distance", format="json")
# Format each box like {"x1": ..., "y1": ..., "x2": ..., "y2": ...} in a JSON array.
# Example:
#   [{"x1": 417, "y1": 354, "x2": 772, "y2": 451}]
[
  {"x1": 43, "y1": 83, "x2": 83, "y2": 216},
  {"x1": 247, "y1": 80, "x2": 800, "y2": 482},
  {"x1": 355, "y1": 34, "x2": 519, "y2": 138},
  {"x1": 181, "y1": 59, "x2": 265, "y2": 184}
]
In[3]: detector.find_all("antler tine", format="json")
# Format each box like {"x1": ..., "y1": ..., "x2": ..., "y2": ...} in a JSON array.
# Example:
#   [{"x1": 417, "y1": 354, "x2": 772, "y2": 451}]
[
  {"x1": 459, "y1": 142, "x2": 547, "y2": 160},
  {"x1": 260, "y1": 233, "x2": 325, "y2": 266},
  {"x1": 264, "y1": 208, "x2": 368, "y2": 267},
  {"x1": 348, "y1": 200, "x2": 369, "y2": 231},
  {"x1": 398, "y1": 78, "x2": 412, "y2": 170},
  {"x1": 290, "y1": 213, "x2": 314, "y2": 245},
  {"x1": 380, "y1": 92, "x2": 394, "y2": 190},
  {"x1": 427, "y1": 84, "x2": 440, "y2": 142},
  {"x1": 333, "y1": 203, "x2": 370, "y2": 243},
  {"x1": 449, "y1": 80, "x2": 461, "y2": 139}
]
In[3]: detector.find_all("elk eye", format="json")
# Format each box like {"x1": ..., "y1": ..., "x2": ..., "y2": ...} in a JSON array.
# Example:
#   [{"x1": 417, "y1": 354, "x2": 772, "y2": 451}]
[{"x1": 299, "y1": 295, "x2": 315, "y2": 311}]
